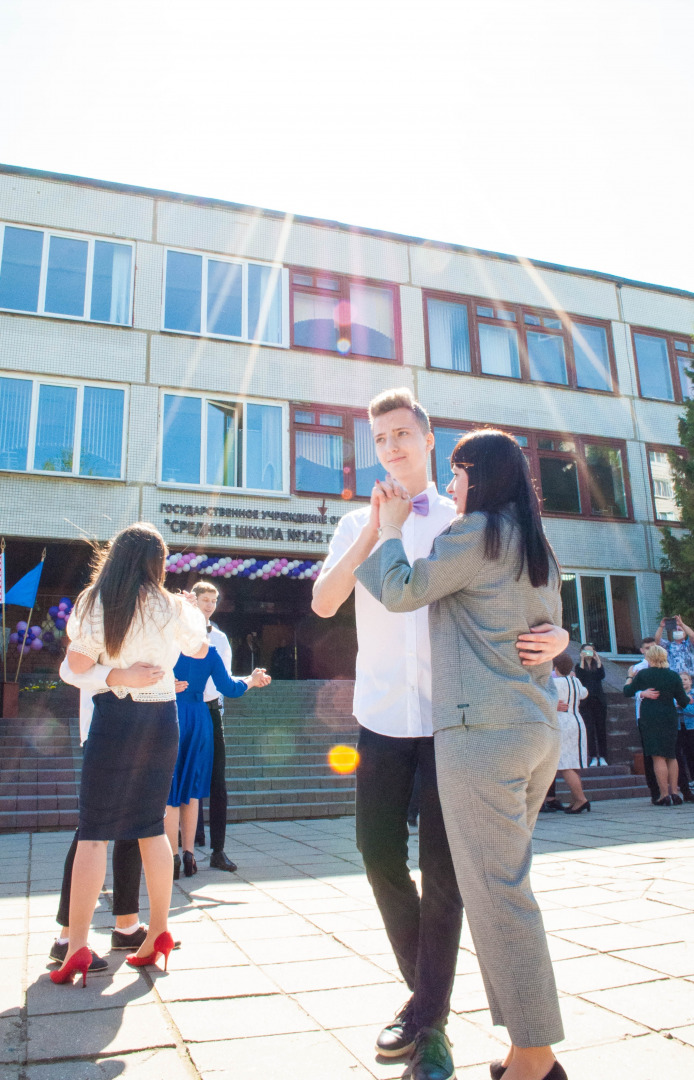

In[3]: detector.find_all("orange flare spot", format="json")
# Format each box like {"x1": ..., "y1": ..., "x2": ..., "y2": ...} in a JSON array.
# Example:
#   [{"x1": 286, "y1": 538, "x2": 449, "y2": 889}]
[{"x1": 328, "y1": 744, "x2": 360, "y2": 774}]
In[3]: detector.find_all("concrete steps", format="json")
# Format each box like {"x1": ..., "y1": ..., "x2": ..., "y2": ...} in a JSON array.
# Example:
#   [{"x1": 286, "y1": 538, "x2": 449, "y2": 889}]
[{"x1": 555, "y1": 765, "x2": 651, "y2": 803}]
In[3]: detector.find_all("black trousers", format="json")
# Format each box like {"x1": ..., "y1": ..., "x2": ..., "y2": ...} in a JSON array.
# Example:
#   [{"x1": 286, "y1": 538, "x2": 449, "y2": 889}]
[
  {"x1": 355, "y1": 725, "x2": 463, "y2": 1031},
  {"x1": 580, "y1": 697, "x2": 608, "y2": 760},
  {"x1": 195, "y1": 702, "x2": 228, "y2": 852},
  {"x1": 56, "y1": 830, "x2": 142, "y2": 926}
]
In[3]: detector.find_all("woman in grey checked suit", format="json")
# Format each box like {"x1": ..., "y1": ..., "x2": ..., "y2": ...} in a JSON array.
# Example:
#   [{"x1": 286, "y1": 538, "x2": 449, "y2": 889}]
[{"x1": 356, "y1": 430, "x2": 567, "y2": 1080}]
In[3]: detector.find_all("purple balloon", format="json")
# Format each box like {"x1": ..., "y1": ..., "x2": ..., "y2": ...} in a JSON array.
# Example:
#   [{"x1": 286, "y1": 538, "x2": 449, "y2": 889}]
[
  {"x1": 54, "y1": 617, "x2": 66, "y2": 630},
  {"x1": 42, "y1": 631, "x2": 55, "y2": 643},
  {"x1": 8, "y1": 632, "x2": 18, "y2": 644},
  {"x1": 16, "y1": 620, "x2": 27, "y2": 632},
  {"x1": 59, "y1": 597, "x2": 71, "y2": 606},
  {"x1": 30, "y1": 638, "x2": 43, "y2": 650},
  {"x1": 48, "y1": 606, "x2": 59, "y2": 617},
  {"x1": 31, "y1": 625, "x2": 41, "y2": 637}
]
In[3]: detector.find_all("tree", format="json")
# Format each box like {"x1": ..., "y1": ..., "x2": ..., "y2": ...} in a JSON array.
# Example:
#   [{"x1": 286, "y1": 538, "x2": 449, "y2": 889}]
[{"x1": 659, "y1": 376, "x2": 694, "y2": 625}]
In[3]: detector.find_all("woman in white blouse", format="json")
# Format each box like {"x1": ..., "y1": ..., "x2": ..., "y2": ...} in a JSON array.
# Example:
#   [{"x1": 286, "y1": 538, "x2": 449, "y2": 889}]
[{"x1": 51, "y1": 523, "x2": 208, "y2": 986}]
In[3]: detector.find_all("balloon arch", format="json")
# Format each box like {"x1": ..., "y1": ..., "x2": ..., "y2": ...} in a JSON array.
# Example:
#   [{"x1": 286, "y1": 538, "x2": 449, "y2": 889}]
[{"x1": 165, "y1": 552, "x2": 323, "y2": 581}]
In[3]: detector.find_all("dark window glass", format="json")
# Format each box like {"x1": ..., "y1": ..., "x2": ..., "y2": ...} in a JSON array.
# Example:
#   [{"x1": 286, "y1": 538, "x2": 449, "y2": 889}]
[
  {"x1": 164, "y1": 252, "x2": 202, "y2": 333},
  {"x1": 207, "y1": 261, "x2": 242, "y2": 337},
  {"x1": 581, "y1": 575, "x2": 611, "y2": 652},
  {"x1": 585, "y1": 444, "x2": 627, "y2": 517},
  {"x1": 539, "y1": 456, "x2": 581, "y2": 513},
  {"x1": 634, "y1": 332, "x2": 673, "y2": 400},
  {"x1": 610, "y1": 576, "x2": 641, "y2": 655},
  {"x1": 677, "y1": 355, "x2": 693, "y2": 399},
  {"x1": 44, "y1": 236, "x2": 88, "y2": 317},
  {"x1": 162, "y1": 394, "x2": 201, "y2": 483},
  {"x1": 561, "y1": 574, "x2": 581, "y2": 642},
  {"x1": 0, "y1": 227, "x2": 43, "y2": 311}
]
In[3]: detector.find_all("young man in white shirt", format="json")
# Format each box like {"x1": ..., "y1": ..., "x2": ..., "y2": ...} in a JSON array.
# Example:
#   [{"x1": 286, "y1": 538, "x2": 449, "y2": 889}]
[
  {"x1": 192, "y1": 582, "x2": 237, "y2": 871},
  {"x1": 313, "y1": 388, "x2": 568, "y2": 1080}
]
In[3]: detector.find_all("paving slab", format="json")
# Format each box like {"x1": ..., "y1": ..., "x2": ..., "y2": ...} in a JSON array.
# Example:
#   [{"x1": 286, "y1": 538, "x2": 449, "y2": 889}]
[
  {"x1": 188, "y1": 1030, "x2": 372, "y2": 1079},
  {"x1": 27, "y1": 1002, "x2": 176, "y2": 1060},
  {"x1": 168, "y1": 995, "x2": 320, "y2": 1041},
  {"x1": 584, "y1": 976, "x2": 694, "y2": 1030},
  {"x1": 24, "y1": 1047, "x2": 192, "y2": 1079}
]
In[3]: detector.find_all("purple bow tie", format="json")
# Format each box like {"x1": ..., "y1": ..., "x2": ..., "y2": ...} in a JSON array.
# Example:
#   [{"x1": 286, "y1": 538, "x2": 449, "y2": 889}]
[{"x1": 411, "y1": 492, "x2": 430, "y2": 517}]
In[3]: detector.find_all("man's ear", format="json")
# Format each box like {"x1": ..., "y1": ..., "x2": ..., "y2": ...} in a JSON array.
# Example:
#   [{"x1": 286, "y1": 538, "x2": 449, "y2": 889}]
[{"x1": 425, "y1": 431, "x2": 435, "y2": 455}]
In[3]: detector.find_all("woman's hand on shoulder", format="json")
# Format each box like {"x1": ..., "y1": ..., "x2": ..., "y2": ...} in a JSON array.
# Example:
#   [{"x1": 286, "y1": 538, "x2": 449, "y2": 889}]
[{"x1": 180, "y1": 590, "x2": 198, "y2": 607}]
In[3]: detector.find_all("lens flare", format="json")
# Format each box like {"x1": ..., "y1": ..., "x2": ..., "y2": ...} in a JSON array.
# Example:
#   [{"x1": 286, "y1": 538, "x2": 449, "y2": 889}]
[
  {"x1": 336, "y1": 337, "x2": 351, "y2": 354},
  {"x1": 328, "y1": 744, "x2": 360, "y2": 774}
]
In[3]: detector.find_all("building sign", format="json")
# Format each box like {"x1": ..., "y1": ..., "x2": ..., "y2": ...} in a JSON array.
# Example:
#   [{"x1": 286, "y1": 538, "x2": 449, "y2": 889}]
[{"x1": 159, "y1": 502, "x2": 344, "y2": 544}]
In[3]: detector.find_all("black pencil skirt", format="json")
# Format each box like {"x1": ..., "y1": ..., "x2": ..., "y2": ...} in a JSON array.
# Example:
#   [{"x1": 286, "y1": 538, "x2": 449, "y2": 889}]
[{"x1": 78, "y1": 692, "x2": 179, "y2": 841}]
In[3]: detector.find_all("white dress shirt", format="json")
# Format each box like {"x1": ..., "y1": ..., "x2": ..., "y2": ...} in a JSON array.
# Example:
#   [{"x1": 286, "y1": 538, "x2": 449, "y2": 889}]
[
  {"x1": 204, "y1": 623, "x2": 233, "y2": 705},
  {"x1": 323, "y1": 482, "x2": 455, "y2": 738},
  {"x1": 632, "y1": 657, "x2": 648, "y2": 719},
  {"x1": 67, "y1": 591, "x2": 206, "y2": 702},
  {"x1": 58, "y1": 657, "x2": 112, "y2": 745}
]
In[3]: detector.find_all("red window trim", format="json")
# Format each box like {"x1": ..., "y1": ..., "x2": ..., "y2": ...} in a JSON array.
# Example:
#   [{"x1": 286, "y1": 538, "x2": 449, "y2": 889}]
[
  {"x1": 645, "y1": 442, "x2": 685, "y2": 526},
  {"x1": 423, "y1": 289, "x2": 618, "y2": 394},
  {"x1": 289, "y1": 266, "x2": 403, "y2": 366},
  {"x1": 631, "y1": 326, "x2": 694, "y2": 404},
  {"x1": 429, "y1": 419, "x2": 633, "y2": 522},
  {"x1": 290, "y1": 402, "x2": 376, "y2": 501}
]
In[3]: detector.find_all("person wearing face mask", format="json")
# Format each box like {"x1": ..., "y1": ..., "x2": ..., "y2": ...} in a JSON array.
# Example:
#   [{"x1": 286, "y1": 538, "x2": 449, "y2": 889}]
[
  {"x1": 655, "y1": 616, "x2": 694, "y2": 678},
  {"x1": 574, "y1": 645, "x2": 608, "y2": 767}
]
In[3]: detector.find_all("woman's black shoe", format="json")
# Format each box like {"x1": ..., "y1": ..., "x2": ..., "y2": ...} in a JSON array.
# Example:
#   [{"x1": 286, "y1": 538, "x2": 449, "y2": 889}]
[
  {"x1": 541, "y1": 1062, "x2": 567, "y2": 1080},
  {"x1": 656, "y1": 795, "x2": 673, "y2": 806},
  {"x1": 489, "y1": 1061, "x2": 506, "y2": 1079},
  {"x1": 671, "y1": 793, "x2": 684, "y2": 805},
  {"x1": 564, "y1": 800, "x2": 590, "y2": 814},
  {"x1": 490, "y1": 1059, "x2": 566, "y2": 1080},
  {"x1": 173, "y1": 854, "x2": 181, "y2": 880},
  {"x1": 183, "y1": 850, "x2": 198, "y2": 877}
]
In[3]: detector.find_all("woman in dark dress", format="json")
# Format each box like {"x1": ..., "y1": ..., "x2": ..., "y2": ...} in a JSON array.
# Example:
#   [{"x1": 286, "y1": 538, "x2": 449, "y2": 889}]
[
  {"x1": 166, "y1": 647, "x2": 271, "y2": 877},
  {"x1": 574, "y1": 644, "x2": 608, "y2": 766},
  {"x1": 624, "y1": 644, "x2": 689, "y2": 806}
]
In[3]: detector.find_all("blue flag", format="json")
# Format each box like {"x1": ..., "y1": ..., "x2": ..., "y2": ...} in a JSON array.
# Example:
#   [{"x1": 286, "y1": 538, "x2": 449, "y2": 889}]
[{"x1": 4, "y1": 562, "x2": 44, "y2": 608}]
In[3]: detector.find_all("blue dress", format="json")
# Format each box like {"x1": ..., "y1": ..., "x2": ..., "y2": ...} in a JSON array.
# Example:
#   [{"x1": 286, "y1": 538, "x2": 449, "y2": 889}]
[{"x1": 168, "y1": 646, "x2": 248, "y2": 806}]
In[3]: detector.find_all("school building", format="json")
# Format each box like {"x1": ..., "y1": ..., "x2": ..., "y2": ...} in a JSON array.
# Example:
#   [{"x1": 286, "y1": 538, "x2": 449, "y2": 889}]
[{"x1": 1, "y1": 162, "x2": 692, "y2": 683}]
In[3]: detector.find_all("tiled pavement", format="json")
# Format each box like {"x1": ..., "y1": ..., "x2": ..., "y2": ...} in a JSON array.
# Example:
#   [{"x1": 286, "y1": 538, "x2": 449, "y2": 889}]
[{"x1": 3, "y1": 802, "x2": 694, "y2": 1079}]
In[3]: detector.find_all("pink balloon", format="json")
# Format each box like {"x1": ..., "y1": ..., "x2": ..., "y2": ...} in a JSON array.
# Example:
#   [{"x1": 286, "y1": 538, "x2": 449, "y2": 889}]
[
  {"x1": 262, "y1": 574, "x2": 269, "y2": 580},
  {"x1": 30, "y1": 638, "x2": 43, "y2": 650},
  {"x1": 16, "y1": 621, "x2": 27, "y2": 632},
  {"x1": 176, "y1": 560, "x2": 185, "y2": 568}
]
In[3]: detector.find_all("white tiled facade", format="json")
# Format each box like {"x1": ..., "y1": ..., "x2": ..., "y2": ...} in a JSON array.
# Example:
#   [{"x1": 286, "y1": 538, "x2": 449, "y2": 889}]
[{"x1": 1, "y1": 165, "x2": 692, "y2": 659}]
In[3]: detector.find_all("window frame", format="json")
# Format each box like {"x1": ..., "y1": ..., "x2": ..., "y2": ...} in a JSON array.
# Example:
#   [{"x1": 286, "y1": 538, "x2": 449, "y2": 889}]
[
  {"x1": 646, "y1": 443, "x2": 684, "y2": 525},
  {"x1": 158, "y1": 389, "x2": 289, "y2": 496},
  {"x1": 430, "y1": 419, "x2": 633, "y2": 522},
  {"x1": 562, "y1": 569, "x2": 644, "y2": 660},
  {"x1": 291, "y1": 403, "x2": 386, "y2": 499},
  {"x1": 631, "y1": 326, "x2": 694, "y2": 404},
  {"x1": 0, "y1": 372, "x2": 128, "y2": 480},
  {"x1": 160, "y1": 246, "x2": 290, "y2": 347},
  {"x1": 289, "y1": 267, "x2": 403, "y2": 365},
  {"x1": 423, "y1": 288, "x2": 618, "y2": 393},
  {"x1": 0, "y1": 221, "x2": 135, "y2": 326}
]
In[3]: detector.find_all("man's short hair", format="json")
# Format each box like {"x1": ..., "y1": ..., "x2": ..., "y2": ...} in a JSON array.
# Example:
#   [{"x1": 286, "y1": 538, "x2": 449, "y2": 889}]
[
  {"x1": 641, "y1": 636, "x2": 656, "y2": 646},
  {"x1": 192, "y1": 581, "x2": 219, "y2": 598},
  {"x1": 553, "y1": 652, "x2": 574, "y2": 676},
  {"x1": 368, "y1": 388, "x2": 431, "y2": 436}
]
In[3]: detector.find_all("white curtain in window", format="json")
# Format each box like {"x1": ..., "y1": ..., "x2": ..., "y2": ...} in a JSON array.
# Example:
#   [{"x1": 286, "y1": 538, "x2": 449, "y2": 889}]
[
  {"x1": 479, "y1": 324, "x2": 520, "y2": 378},
  {"x1": 296, "y1": 431, "x2": 342, "y2": 469},
  {"x1": 427, "y1": 299, "x2": 470, "y2": 371},
  {"x1": 0, "y1": 378, "x2": 31, "y2": 466},
  {"x1": 110, "y1": 244, "x2": 132, "y2": 324},
  {"x1": 80, "y1": 387, "x2": 124, "y2": 477}
]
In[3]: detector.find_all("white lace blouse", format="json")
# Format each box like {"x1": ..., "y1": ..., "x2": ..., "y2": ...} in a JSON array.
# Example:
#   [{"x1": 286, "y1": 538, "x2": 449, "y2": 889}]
[{"x1": 67, "y1": 590, "x2": 207, "y2": 702}]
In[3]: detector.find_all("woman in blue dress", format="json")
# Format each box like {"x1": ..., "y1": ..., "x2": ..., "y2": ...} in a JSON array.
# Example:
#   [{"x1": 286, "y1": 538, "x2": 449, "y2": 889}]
[{"x1": 165, "y1": 647, "x2": 271, "y2": 877}]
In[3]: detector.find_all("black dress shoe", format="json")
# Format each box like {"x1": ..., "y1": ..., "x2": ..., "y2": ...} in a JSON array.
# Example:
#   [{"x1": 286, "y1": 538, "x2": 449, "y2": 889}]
[
  {"x1": 489, "y1": 1061, "x2": 506, "y2": 1080},
  {"x1": 656, "y1": 795, "x2": 673, "y2": 806},
  {"x1": 173, "y1": 853, "x2": 181, "y2": 880},
  {"x1": 564, "y1": 800, "x2": 591, "y2": 814},
  {"x1": 375, "y1": 997, "x2": 417, "y2": 1057},
  {"x1": 545, "y1": 798, "x2": 565, "y2": 812},
  {"x1": 209, "y1": 850, "x2": 238, "y2": 872},
  {"x1": 671, "y1": 793, "x2": 684, "y2": 805},
  {"x1": 540, "y1": 1062, "x2": 567, "y2": 1080},
  {"x1": 111, "y1": 925, "x2": 148, "y2": 950},
  {"x1": 411, "y1": 1027, "x2": 455, "y2": 1080},
  {"x1": 183, "y1": 850, "x2": 198, "y2": 877},
  {"x1": 49, "y1": 940, "x2": 108, "y2": 970}
]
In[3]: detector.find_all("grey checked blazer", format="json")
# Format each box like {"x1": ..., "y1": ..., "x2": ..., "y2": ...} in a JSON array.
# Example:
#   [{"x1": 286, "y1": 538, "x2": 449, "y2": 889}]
[{"x1": 355, "y1": 509, "x2": 562, "y2": 734}]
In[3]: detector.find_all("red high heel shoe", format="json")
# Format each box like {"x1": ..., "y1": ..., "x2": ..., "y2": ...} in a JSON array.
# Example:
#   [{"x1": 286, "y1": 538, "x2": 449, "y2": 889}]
[
  {"x1": 126, "y1": 931, "x2": 174, "y2": 971},
  {"x1": 50, "y1": 946, "x2": 92, "y2": 987}
]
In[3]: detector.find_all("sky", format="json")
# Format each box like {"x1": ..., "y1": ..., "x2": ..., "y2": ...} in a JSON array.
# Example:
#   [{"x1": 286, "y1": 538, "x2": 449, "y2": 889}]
[{"x1": 0, "y1": 0, "x2": 692, "y2": 291}]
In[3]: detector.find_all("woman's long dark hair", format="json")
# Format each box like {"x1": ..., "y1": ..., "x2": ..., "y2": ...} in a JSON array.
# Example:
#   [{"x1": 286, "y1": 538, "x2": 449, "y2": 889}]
[
  {"x1": 451, "y1": 429, "x2": 559, "y2": 588},
  {"x1": 76, "y1": 523, "x2": 169, "y2": 657}
]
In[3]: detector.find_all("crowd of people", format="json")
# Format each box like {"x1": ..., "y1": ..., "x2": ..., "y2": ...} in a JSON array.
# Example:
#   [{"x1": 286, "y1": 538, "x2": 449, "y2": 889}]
[{"x1": 47, "y1": 386, "x2": 694, "y2": 1080}]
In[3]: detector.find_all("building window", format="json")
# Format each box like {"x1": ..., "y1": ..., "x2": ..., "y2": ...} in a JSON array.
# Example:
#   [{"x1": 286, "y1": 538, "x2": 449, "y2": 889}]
[
  {"x1": 162, "y1": 250, "x2": 288, "y2": 346},
  {"x1": 291, "y1": 271, "x2": 400, "y2": 362},
  {"x1": 292, "y1": 406, "x2": 386, "y2": 497},
  {"x1": 0, "y1": 375, "x2": 125, "y2": 478},
  {"x1": 431, "y1": 422, "x2": 631, "y2": 520},
  {"x1": 0, "y1": 224, "x2": 133, "y2": 325},
  {"x1": 647, "y1": 446, "x2": 682, "y2": 522},
  {"x1": 424, "y1": 290, "x2": 616, "y2": 392},
  {"x1": 161, "y1": 393, "x2": 285, "y2": 492},
  {"x1": 633, "y1": 328, "x2": 694, "y2": 402},
  {"x1": 561, "y1": 572, "x2": 642, "y2": 656}
]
